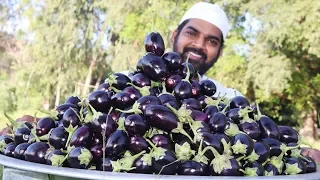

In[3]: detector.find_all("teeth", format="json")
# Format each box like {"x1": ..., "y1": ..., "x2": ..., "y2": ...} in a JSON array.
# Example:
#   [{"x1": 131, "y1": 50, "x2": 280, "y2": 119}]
[{"x1": 189, "y1": 52, "x2": 202, "y2": 58}]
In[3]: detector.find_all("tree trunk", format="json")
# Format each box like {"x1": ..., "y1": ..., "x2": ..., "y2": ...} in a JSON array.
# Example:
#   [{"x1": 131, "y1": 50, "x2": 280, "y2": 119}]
[
  {"x1": 55, "y1": 64, "x2": 62, "y2": 107},
  {"x1": 299, "y1": 106, "x2": 318, "y2": 143},
  {"x1": 94, "y1": 63, "x2": 106, "y2": 90},
  {"x1": 82, "y1": 58, "x2": 96, "y2": 97}
]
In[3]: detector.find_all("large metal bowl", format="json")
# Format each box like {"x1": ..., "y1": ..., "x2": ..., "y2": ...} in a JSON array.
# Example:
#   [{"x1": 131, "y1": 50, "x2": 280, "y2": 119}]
[{"x1": 1, "y1": 154, "x2": 320, "y2": 180}]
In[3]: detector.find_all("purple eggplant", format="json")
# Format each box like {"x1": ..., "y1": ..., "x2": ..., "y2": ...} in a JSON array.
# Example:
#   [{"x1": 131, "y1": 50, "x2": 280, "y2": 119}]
[
  {"x1": 208, "y1": 112, "x2": 228, "y2": 133},
  {"x1": 137, "y1": 95, "x2": 162, "y2": 114},
  {"x1": 92, "y1": 113, "x2": 117, "y2": 138},
  {"x1": 87, "y1": 90, "x2": 111, "y2": 114},
  {"x1": 4, "y1": 143, "x2": 16, "y2": 157},
  {"x1": 144, "y1": 32, "x2": 165, "y2": 56},
  {"x1": 229, "y1": 96, "x2": 250, "y2": 109},
  {"x1": 46, "y1": 149, "x2": 67, "y2": 167},
  {"x1": 195, "y1": 132, "x2": 224, "y2": 158},
  {"x1": 204, "y1": 105, "x2": 219, "y2": 120},
  {"x1": 48, "y1": 126, "x2": 68, "y2": 149},
  {"x1": 97, "y1": 82, "x2": 110, "y2": 92},
  {"x1": 197, "y1": 95, "x2": 207, "y2": 110},
  {"x1": 70, "y1": 125, "x2": 93, "y2": 148},
  {"x1": 191, "y1": 80, "x2": 202, "y2": 98},
  {"x1": 151, "y1": 134, "x2": 172, "y2": 149},
  {"x1": 245, "y1": 141, "x2": 270, "y2": 164},
  {"x1": 106, "y1": 72, "x2": 131, "y2": 90},
  {"x1": 67, "y1": 147, "x2": 92, "y2": 169},
  {"x1": 199, "y1": 79, "x2": 217, "y2": 97},
  {"x1": 129, "y1": 136, "x2": 149, "y2": 155},
  {"x1": 181, "y1": 98, "x2": 202, "y2": 111},
  {"x1": 62, "y1": 108, "x2": 80, "y2": 128},
  {"x1": 111, "y1": 91, "x2": 135, "y2": 110},
  {"x1": 122, "y1": 86, "x2": 142, "y2": 101},
  {"x1": 256, "y1": 104, "x2": 280, "y2": 139},
  {"x1": 243, "y1": 161, "x2": 264, "y2": 176},
  {"x1": 56, "y1": 103, "x2": 79, "y2": 120},
  {"x1": 225, "y1": 108, "x2": 242, "y2": 124},
  {"x1": 131, "y1": 72, "x2": 151, "y2": 87},
  {"x1": 36, "y1": 117, "x2": 56, "y2": 137},
  {"x1": 152, "y1": 148, "x2": 178, "y2": 175},
  {"x1": 106, "y1": 130, "x2": 129, "y2": 158},
  {"x1": 190, "y1": 110, "x2": 209, "y2": 124},
  {"x1": 283, "y1": 157, "x2": 306, "y2": 175},
  {"x1": 0, "y1": 135, "x2": 14, "y2": 154},
  {"x1": 258, "y1": 115, "x2": 280, "y2": 140},
  {"x1": 181, "y1": 62, "x2": 196, "y2": 80},
  {"x1": 301, "y1": 156, "x2": 317, "y2": 173},
  {"x1": 14, "y1": 127, "x2": 31, "y2": 145},
  {"x1": 165, "y1": 74, "x2": 182, "y2": 93},
  {"x1": 264, "y1": 163, "x2": 280, "y2": 176},
  {"x1": 278, "y1": 125, "x2": 299, "y2": 144},
  {"x1": 131, "y1": 154, "x2": 153, "y2": 174},
  {"x1": 90, "y1": 144, "x2": 103, "y2": 163},
  {"x1": 65, "y1": 95, "x2": 81, "y2": 107},
  {"x1": 231, "y1": 133, "x2": 254, "y2": 156},
  {"x1": 96, "y1": 157, "x2": 113, "y2": 171},
  {"x1": 161, "y1": 51, "x2": 183, "y2": 72},
  {"x1": 144, "y1": 105, "x2": 178, "y2": 132},
  {"x1": 24, "y1": 142, "x2": 50, "y2": 164},
  {"x1": 139, "y1": 53, "x2": 167, "y2": 81},
  {"x1": 177, "y1": 160, "x2": 210, "y2": 176},
  {"x1": 239, "y1": 121, "x2": 261, "y2": 141},
  {"x1": 124, "y1": 114, "x2": 149, "y2": 136},
  {"x1": 260, "y1": 138, "x2": 282, "y2": 157}
]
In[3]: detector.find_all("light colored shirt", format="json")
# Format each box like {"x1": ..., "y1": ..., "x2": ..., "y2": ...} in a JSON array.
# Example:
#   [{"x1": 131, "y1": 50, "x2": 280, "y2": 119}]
[{"x1": 201, "y1": 75, "x2": 244, "y2": 99}]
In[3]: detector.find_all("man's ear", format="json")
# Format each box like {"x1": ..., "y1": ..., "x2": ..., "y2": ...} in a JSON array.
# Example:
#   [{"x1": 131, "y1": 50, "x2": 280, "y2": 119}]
[{"x1": 171, "y1": 30, "x2": 178, "y2": 44}]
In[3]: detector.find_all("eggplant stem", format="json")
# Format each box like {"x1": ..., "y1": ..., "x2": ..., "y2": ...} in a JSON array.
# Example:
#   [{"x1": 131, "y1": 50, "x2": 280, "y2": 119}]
[
  {"x1": 146, "y1": 139, "x2": 158, "y2": 150},
  {"x1": 236, "y1": 155, "x2": 246, "y2": 162},
  {"x1": 178, "y1": 128, "x2": 194, "y2": 144},
  {"x1": 184, "y1": 53, "x2": 191, "y2": 83},
  {"x1": 102, "y1": 130, "x2": 106, "y2": 172},
  {"x1": 156, "y1": 159, "x2": 181, "y2": 177},
  {"x1": 255, "y1": 101, "x2": 262, "y2": 119}
]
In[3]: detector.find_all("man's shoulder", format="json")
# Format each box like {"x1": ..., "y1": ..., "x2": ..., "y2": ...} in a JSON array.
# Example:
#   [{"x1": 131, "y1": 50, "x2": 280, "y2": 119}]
[{"x1": 201, "y1": 75, "x2": 244, "y2": 99}]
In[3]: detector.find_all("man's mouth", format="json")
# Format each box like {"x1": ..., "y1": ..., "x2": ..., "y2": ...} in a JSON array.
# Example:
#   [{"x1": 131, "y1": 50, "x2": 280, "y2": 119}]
[{"x1": 186, "y1": 51, "x2": 204, "y2": 61}]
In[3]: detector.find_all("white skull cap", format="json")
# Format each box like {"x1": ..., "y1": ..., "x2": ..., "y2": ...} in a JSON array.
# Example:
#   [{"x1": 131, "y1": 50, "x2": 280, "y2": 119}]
[{"x1": 179, "y1": 2, "x2": 230, "y2": 40}]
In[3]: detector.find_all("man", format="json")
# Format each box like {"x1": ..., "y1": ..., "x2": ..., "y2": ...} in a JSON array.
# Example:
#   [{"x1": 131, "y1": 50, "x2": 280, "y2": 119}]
[
  {"x1": 171, "y1": 2, "x2": 243, "y2": 99},
  {"x1": 171, "y1": 1, "x2": 320, "y2": 163}
]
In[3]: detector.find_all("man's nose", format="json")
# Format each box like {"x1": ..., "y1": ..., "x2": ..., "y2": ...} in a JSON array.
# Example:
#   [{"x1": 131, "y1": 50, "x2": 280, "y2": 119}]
[{"x1": 192, "y1": 37, "x2": 205, "y2": 50}]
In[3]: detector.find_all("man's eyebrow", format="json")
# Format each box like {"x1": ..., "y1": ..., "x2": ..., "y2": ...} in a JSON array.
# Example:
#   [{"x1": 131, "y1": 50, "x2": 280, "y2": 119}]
[{"x1": 186, "y1": 26, "x2": 221, "y2": 42}]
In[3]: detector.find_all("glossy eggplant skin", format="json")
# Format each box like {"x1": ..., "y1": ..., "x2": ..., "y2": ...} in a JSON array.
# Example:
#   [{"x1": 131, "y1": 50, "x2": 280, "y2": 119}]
[
  {"x1": 144, "y1": 32, "x2": 165, "y2": 56},
  {"x1": 162, "y1": 52, "x2": 182, "y2": 72},
  {"x1": 139, "y1": 53, "x2": 167, "y2": 82},
  {"x1": 278, "y1": 125, "x2": 299, "y2": 144},
  {"x1": 144, "y1": 105, "x2": 178, "y2": 132},
  {"x1": 24, "y1": 142, "x2": 50, "y2": 164},
  {"x1": 105, "y1": 130, "x2": 129, "y2": 158},
  {"x1": 152, "y1": 149, "x2": 178, "y2": 175},
  {"x1": 177, "y1": 160, "x2": 210, "y2": 176},
  {"x1": 258, "y1": 116, "x2": 280, "y2": 140}
]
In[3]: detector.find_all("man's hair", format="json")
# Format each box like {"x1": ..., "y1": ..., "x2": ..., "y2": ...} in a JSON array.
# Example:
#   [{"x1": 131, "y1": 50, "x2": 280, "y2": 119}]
[{"x1": 175, "y1": 19, "x2": 225, "y2": 48}]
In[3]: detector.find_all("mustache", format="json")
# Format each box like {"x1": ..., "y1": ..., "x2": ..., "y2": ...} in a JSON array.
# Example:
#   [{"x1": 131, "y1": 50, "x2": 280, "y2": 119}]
[{"x1": 182, "y1": 47, "x2": 207, "y2": 60}]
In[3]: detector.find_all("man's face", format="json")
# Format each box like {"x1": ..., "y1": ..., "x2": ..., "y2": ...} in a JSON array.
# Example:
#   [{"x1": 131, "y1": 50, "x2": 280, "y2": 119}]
[{"x1": 172, "y1": 18, "x2": 223, "y2": 75}]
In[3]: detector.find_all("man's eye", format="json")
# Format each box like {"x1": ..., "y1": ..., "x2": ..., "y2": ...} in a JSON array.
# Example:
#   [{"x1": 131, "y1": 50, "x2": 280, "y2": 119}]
[
  {"x1": 186, "y1": 31, "x2": 195, "y2": 36},
  {"x1": 208, "y1": 40, "x2": 218, "y2": 46}
]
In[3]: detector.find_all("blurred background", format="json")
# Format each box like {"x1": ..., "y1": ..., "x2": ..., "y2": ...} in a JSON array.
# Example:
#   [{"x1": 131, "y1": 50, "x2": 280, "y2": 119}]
[{"x1": 0, "y1": 0, "x2": 319, "y2": 145}]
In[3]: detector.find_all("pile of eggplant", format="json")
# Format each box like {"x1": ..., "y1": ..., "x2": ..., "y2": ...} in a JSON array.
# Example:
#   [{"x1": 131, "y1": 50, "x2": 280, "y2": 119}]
[{"x1": 0, "y1": 32, "x2": 318, "y2": 177}]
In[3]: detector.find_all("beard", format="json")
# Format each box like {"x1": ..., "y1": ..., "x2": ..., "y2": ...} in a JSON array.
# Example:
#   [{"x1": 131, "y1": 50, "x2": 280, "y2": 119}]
[{"x1": 173, "y1": 36, "x2": 220, "y2": 76}]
